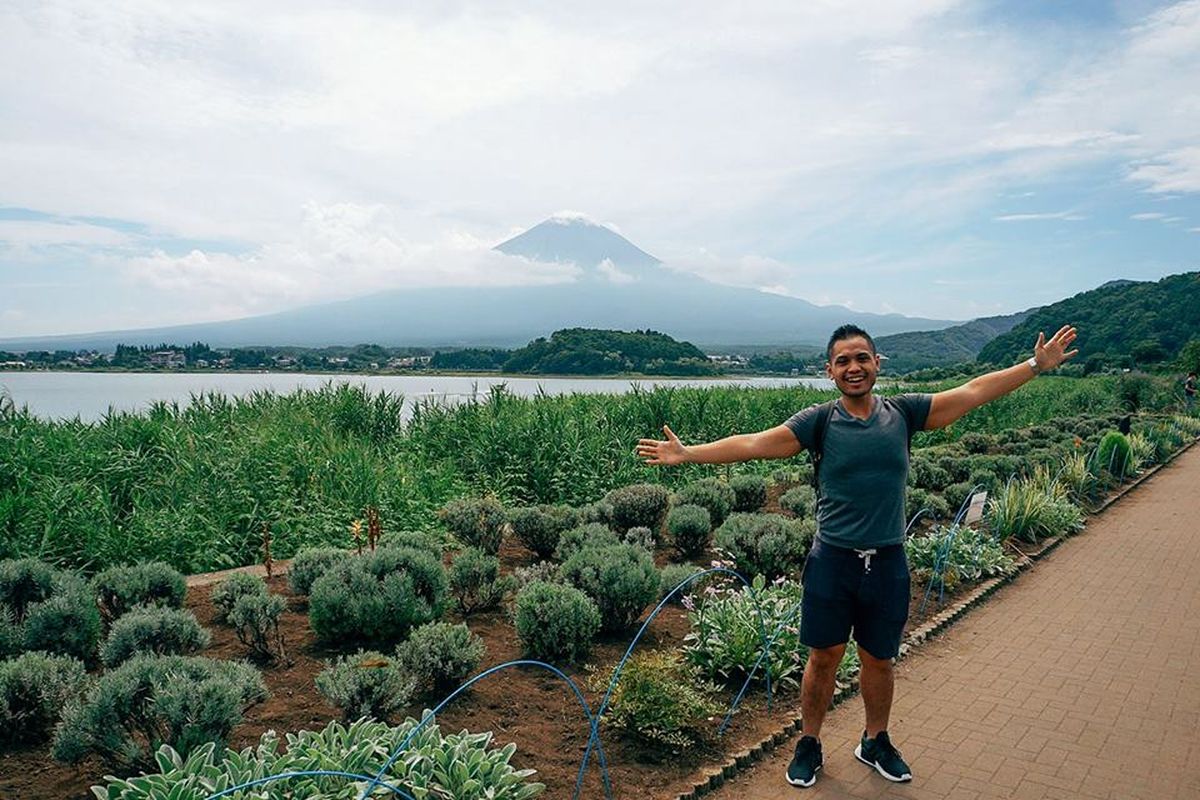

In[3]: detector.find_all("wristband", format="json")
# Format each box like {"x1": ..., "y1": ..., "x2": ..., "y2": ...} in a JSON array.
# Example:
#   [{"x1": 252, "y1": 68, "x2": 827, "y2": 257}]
[{"x1": 1026, "y1": 356, "x2": 1041, "y2": 376}]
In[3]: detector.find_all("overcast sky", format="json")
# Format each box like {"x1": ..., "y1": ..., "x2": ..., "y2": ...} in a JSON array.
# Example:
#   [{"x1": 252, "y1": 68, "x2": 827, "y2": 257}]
[{"x1": 2, "y1": 0, "x2": 1198, "y2": 337}]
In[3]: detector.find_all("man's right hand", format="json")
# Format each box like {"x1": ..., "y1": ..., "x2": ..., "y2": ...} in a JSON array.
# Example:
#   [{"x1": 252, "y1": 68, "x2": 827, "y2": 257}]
[{"x1": 636, "y1": 424, "x2": 689, "y2": 466}]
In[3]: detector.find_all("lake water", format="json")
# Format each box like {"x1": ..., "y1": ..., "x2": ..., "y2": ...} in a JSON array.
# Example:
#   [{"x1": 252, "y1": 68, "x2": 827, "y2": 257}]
[{"x1": 0, "y1": 372, "x2": 835, "y2": 422}]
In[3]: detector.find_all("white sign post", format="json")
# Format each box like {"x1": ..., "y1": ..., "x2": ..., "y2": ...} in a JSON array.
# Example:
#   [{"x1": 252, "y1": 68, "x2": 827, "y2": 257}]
[{"x1": 964, "y1": 490, "x2": 988, "y2": 526}]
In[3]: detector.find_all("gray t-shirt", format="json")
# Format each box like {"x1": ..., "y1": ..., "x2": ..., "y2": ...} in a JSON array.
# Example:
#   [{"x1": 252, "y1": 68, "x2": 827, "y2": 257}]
[{"x1": 785, "y1": 394, "x2": 932, "y2": 549}]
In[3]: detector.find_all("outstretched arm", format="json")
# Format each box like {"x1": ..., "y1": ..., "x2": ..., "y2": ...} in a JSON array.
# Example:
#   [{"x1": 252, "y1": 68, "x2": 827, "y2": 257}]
[
  {"x1": 636, "y1": 423, "x2": 803, "y2": 466},
  {"x1": 925, "y1": 325, "x2": 1079, "y2": 430}
]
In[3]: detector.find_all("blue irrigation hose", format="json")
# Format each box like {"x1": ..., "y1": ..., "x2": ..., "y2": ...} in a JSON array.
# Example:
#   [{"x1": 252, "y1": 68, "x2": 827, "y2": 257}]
[
  {"x1": 575, "y1": 566, "x2": 769, "y2": 800},
  {"x1": 207, "y1": 769, "x2": 414, "y2": 799},
  {"x1": 363, "y1": 660, "x2": 612, "y2": 800}
]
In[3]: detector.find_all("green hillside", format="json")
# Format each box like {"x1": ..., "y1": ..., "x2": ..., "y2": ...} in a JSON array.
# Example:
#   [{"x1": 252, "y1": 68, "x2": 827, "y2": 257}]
[
  {"x1": 875, "y1": 311, "x2": 1032, "y2": 373},
  {"x1": 502, "y1": 328, "x2": 718, "y2": 375},
  {"x1": 977, "y1": 272, "x2": 1200, "y2": 369}
]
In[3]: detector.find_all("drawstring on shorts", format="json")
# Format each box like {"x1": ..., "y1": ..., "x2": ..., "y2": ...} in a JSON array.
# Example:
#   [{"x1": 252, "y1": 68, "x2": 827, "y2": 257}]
[{"x1": 855, "y1": 548, "x2": 878, "y2": 573}]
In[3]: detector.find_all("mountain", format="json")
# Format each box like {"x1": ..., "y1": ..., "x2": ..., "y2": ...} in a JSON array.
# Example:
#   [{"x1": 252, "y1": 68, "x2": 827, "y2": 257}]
[
  {"x1": 0, "y1": 216, "x2": 956, "y2": 351},
  {"x1": 977, "y1": 272, "x2": 1200, "y2": 367},
  {"x1": 874, "y1": 310, "x2": 1035, "y2": 373}
]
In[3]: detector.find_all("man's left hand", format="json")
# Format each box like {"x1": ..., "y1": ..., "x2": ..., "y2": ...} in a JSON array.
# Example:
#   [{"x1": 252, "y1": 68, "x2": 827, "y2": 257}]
[{"x1": 1034, "y1": 325, "x2": 1079, "y2": 372}]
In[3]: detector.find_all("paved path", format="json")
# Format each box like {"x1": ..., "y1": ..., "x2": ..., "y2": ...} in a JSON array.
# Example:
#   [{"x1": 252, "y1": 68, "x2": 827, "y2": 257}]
[{"x1": 713, "y1": 444, "x2": 1200, "y2": 800}]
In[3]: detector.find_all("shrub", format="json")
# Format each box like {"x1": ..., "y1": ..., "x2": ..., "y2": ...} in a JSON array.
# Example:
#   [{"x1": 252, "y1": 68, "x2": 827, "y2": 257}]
[
  {"x1": 908, "y1": 457, "x2": 952, "y2": 491},
  {"x1": 604, "y1": 483, "x2": 670, "y2": 532},
  {"x1": 659, "y1": 563, "x2": 705, "y2": 604},
  {"x1": 508, "y1": 505, "x2": 580, "y2": 560},
  {"x1": 577, "y1": 500, "x2": 613, "y2": 526},
  {"x1": 685, "y1": 574, "x2": 806, "y2": 687},
  {"x1": 513, "y1": 560, "x2": 562, "y2": 591},
  {"x1": 730, "y1": 474, "x2": 768, "y2": 513},
  {"x1": 395, "y1": 621, "x2": 486, "y2": 695},
  {"x1": 1096, "y1": 431, "x2": 1135, "y2": 479},
  {"x1": 0, "y1": 652, "x2": 89, "y2": 744},
  {"x1": 958, "y1": 431, "x2": 993, "y2": 454},
  {"x1": 713, "y1": 513, "x2": 814, "y2": 580},
  {"x1": 314, "y1": 651, "x2": 416, "y2": 722},
  {"x1": 101, "y1": 606, "x2": 211, "y2": 667},
  {"x1": 449, "y1": 548, "x2": 515, "y2": 614},
  {"x1": 513, "y1": 581, "x2": 600, "y2": 663},
  {"x1": 210, "y1": 572, "x2": 267, "y2": 623},
  {"x1": 309, "y1": 548, "x2": 448, "y2": 647},
  {"x1": 0, "y1": 610, "x2": 20, "y2": 659},
  {"x1": 905, "y1": 524, "x2": 1015, "y2": 591},
  {"x1": 228, "y1": 593, "x2": 288, "y2": 662},
  {"x1": 287, "y1": 547, "x2": 344, "y2": 595},
  {"x1": 943, "y1": 482, "x2": 974, "y2": 517},
  {"x1": 438, "y1": 497, "x2": 507, "y2": 554},
  {"x1": 89, "y1": 717, "x2": 545, "y2": 800},
  {"x1": 622, "y1": 526, "x2": 655, "y2": 550},
  {"x1": 905, "y1": 487, "x2": 951, "y2": 522},
  {"x1": 92, "y1": 562, "x2": 186, "y2": 623},
  {"x1": 375, "y1": 530, "x2": 443, "y2": 557},
  {"x1": 23, "y1": 581, "x2": 102, "y2": 663},
  {"x1": 667, "y1": 504, "x2": 712, "y2": 556},
  {"x1": 985, "y1": 479, "x2": 1085, "y2": 543},
  {"x1": 675, "y1": 478, "x2": 736, "y2": 527},
  {"x1": 561, "y1": 543, "x2": 659, "y2": 633},
  {"x1": 554, "y1": 522, "x2": 621, "y2": 562},
  {"x1": 52, "y1": 654, "x2": 267, "y2": 771},
  {"x1": 0, "y1": 558, "x2": 57, "y2": 622},
  {"x1": 778, "y1": 485, "x2": 816, "y2": 519},
  {"x1": 599, "y1": 650, "x2": 721, "y2": 753}
]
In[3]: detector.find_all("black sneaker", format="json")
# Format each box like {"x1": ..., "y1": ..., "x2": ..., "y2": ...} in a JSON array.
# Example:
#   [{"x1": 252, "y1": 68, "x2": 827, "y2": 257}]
[
  {"x1": 855, "y1": 731, "x2": 912, "y2": 782},
  {"x1": 785, "y1": 735, "x2": 823, "y2": 788}
]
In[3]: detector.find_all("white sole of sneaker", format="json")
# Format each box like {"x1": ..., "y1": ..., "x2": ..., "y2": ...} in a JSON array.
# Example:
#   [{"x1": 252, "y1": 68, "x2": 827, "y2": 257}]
[
  {"x1": 854, "y1": 745, "x2": 912, "y2": 782},
  {"x1": 784, "y1": 763, "x2": 821, "y2": 788}
]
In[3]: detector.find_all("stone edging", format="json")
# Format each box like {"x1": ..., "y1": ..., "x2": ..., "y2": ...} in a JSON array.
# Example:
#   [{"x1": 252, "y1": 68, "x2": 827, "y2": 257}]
[{"x1": 671, "y1": 435, "x2": 1198, "y2": 800}]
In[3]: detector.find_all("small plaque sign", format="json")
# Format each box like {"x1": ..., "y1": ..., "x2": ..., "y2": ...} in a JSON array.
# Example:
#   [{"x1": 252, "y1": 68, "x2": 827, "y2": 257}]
[{"x1": 965, "y1": 491, "x2": 988, "y2": 525}]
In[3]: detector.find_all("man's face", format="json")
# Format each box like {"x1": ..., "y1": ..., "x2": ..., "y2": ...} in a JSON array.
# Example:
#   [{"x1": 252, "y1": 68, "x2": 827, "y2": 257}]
[{"x1": 826, "y1": 336, "x2": 880, "y2": 397}]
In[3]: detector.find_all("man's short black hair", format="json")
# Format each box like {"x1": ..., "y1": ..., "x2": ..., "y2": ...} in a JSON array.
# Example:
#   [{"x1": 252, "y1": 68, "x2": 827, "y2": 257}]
[{"x1": 826, "y1": 324, "x2": 876, "y2": 362}]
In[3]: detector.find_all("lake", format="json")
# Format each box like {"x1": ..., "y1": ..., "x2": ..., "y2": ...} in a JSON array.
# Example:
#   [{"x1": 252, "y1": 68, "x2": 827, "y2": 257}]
[{"x1": 0, "y1": 371, "x2": 835, "y2": 422}]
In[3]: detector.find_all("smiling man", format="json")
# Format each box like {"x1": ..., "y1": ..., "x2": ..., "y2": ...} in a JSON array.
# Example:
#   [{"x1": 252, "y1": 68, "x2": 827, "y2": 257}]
[{"x1": 636, "y1": 322, "x2": 1078, "y2": 789}]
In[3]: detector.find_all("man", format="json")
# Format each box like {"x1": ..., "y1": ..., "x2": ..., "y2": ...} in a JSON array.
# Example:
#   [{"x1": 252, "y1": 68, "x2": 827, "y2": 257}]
[
  {"x1": 636, "y1": 322, "x2": 1078, "y2": 788},
  {"x1": 1186, "y1": 371, "x2": 1197, "y2": 412}
]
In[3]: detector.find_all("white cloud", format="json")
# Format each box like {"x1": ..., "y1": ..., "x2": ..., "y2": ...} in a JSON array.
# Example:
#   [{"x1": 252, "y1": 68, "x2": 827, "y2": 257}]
[
  {"x1": 0, "y1": 220, "x2": 132, "y2": 247},
  {"x1": 993, "y1": 211, "x2": 1086, "y2": 222},
  {"x1": 595, "y1": 259, "x2": 635, "y2": 284},
  {"x1": 1131, "y1": 212, "x2": 1168, "y2": 220},
  {"x1": 1128, "y1": 147, "x2": 1200, "y2": 193}
]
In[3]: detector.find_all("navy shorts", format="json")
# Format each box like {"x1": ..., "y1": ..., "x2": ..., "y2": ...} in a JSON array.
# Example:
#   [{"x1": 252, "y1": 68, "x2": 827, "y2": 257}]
[{"x1": 799, "y1": 538, "x2": 911, "y2": 660}]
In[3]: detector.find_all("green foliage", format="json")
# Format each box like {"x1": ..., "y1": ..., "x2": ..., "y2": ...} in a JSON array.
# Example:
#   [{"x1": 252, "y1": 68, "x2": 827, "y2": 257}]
[
  {"x1": 985, "y1": 479, "x2": 1085, "y2": 543},
  {"x1": 53, "y1": 654, "x2": 267, "y2": 771},
  {"x1": 0, "y1": 610, "x2": 20, "y2": 659},
  {"x1": 906, "y1": 487, "x2": 951, "y2": 521},
  {"x1": 958, "y1": 432, "x2": 993, "y2": 454},
  {"x1": 227, "y1": 592, "x2": 288, "y2": 662},
  {"x1": 0, "y1": 557, "x2": 57, "y2": 622},
  {"x1": 395, "y1": 621, "x2": 486, "y2": 695},
  {"x1": 599, "y1": 650, "x2": 721, "y2": 753},
  {"x1": 438, "y1": 497, "x2": 507, "y2": 554},
  {"x1": 561, "y1": 543, "x2": 659, "y2": 633},
  {"x1": 554, "y1": 522, "x2": 621, "y2": 562},
  {"x1": 604, "y1": 483, "x2": 670, "y2": 532},
  {"x1": 577, "y1": 500, "x2": 613, "y2": 526},
  {"x1": 674, "y1": 478, "x2": 736, "y2": 527},
  {"x1": 287, "y1": 547, "x2": 344, "y2": 595},
  {"x1": 659, "y1": 563, "x2": 706, "y2": 603},
  {"x1": 729, "y1": 474, "x2": 767, "y2": 512},
  {"x1": 908, "y1": 456, "x2": 952, "y2": 491},
  {"x1": 89, "y1": 716, "x2": 545, "y2": 800},
  {"x1": 667, "y1": 504, "x2": 712, "y2": 557},
  {"x1": 449, "y1": 547, "x2": 515, "y2": 614},
  {"x1": 101, "y1": 606, "x2": 211, "y2": 667},
  {"x1": 508, "y1": 504, "x2": 580, "y2": 560},
  {"x1": 309, "y1": 548, "x2": 448, "y2": 648},
  {"x1": 713, "y1": 513, "x2": 814, "y2": 580},
  {"x1": 513, "y1": 560, "x2": 562, "y2": 591},
  {"x1": 685, "y1": 574, "x2": 805, "y2": 687},
  {"x1": 314, "y1": 651, "x2": 416, "y2": 722},
  {"x1": 1095, "y1": 431, "x2": 1135, "y2": 479},
  {"x1": 375, "y1": 530, "x2": 443, "y2": 557},
  {"x1": 210, "y1": 572, "x2": 267, "y2": 623},
  {"x1": 777, "y1": 485, "x2": 816, "y2": 519},
  {"x1": 502, "y1": 328, "x2": 717, "y2": 376},
  {"x1": 0, "y1": 651, "x2": 89, "y2": 744},
  {"x1": 22, "y1": 579, "x2": 103, "y2": 663},
  {"x1": 876, "y1": 310, "x2": 1031, "y2": 372},
  {"x1": 623, "y1": 525, "x2": 656, "y2": 550},
  {"x1": 513, "y1": 581, "x2": 600, "y2": 663},
  {"x1": 92, "y1": 562, "x2": 187, "y2": 623},
  {"x1": 905, "y1": 524, "x2": 1015, "y2": 591}
]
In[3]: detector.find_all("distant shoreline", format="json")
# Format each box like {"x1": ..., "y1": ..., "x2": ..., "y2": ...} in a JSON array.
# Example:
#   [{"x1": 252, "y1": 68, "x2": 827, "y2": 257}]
[{"x1": 0, "y1": 367, "x2": 826, "y2": 381}]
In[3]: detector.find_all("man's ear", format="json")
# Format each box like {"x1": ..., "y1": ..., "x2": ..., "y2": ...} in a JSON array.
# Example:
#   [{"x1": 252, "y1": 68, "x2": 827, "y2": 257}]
[{"x1": 825, "y1": 361, "x2": 833, "y2": 378}]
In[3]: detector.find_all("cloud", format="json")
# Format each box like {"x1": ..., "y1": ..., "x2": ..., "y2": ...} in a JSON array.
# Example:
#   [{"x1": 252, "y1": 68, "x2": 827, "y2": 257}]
[
  {"x1": 1128, "y1": 147, "x2": 1200, "y2": 193},
  {"x1": 595, "y1": 259, "x2": 635, "y2": 284},
  {"x1": 1131, "y1": 212, "x2": 1168, "y2": 220},
  {"x1": 0, "y1": 220, "x2": 132, "y2": 248},
  {"x1": 993, "y1": 211, "x2": 1086, "y2": 222}
]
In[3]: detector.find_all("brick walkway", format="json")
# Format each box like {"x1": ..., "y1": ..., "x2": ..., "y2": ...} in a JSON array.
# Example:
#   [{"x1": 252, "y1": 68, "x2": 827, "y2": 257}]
[{"x1": 712, "y1": 445, "x2": 1200, "y2": 800}]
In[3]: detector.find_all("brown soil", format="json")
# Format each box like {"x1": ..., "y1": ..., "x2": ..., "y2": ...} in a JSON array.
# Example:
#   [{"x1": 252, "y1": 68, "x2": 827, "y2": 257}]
[{"x1": 0, "y1": 490, "x2": 973, "y2": 800}]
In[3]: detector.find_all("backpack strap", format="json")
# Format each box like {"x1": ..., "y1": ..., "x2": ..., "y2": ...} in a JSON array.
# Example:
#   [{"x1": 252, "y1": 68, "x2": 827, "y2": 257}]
[{"x1": 807, "y1": 400, "x2": 838, "y2": 495}]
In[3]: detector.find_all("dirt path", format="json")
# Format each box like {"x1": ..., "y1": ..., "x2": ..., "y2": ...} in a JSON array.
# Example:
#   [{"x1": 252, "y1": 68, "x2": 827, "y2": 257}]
[{"x1": 709, "y1": 444, "x2": 1200, "y2": 800}]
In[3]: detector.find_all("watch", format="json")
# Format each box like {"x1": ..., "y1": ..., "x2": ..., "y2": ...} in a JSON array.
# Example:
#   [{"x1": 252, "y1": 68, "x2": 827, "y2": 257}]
[{"x1": 1026, "y1": 357, "x2": 1041, "y2": 376}]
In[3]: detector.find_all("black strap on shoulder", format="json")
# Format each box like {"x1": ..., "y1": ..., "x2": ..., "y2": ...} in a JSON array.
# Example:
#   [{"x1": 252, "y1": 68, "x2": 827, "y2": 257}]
[{"x1": 807, "y1": 400, "x2": 838, "y2": 494}]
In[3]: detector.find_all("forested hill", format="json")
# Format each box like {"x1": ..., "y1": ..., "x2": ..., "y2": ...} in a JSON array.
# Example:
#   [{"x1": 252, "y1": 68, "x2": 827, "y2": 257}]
[
  {"x1": 977, "y1": 272, "x2": 1200, "y2": 368},
  {"x1": 502, "y1": 328, "x2": 717, "y2": 375},
  {"x1": 875, "y1": 310, "x2": 1033, "y2": 373}
]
